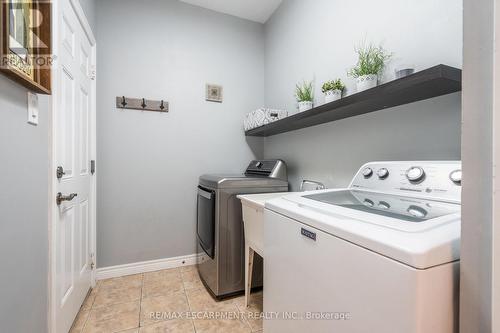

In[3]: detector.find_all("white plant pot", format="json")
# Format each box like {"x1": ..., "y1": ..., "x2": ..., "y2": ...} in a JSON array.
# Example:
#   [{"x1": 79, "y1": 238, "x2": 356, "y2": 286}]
[
  {"x1": 324, "y1": 89, "x2": 342, "y2": 103},
  {"x1": 356, "y1": 74, "x2": 378, "y2": 92},
  {"x1": 298, "y1": 101, "x2": 313, "y2": 112}
]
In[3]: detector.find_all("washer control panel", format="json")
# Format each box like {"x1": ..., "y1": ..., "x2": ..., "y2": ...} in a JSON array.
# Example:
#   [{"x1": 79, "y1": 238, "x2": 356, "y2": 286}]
[
  {"x1": 350, "y1": 161, "x2": 462, "y2": 202},
  {"x1": 377, "y1": 168, "x2": 390, "y2": 179}
]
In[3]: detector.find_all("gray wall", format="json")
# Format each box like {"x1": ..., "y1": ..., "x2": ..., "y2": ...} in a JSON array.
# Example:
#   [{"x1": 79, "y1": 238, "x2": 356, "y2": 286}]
[
  {"x1": 0, "y1": 76, "x2": 49, "y2": 332},
  {"x1": 460, "y1": 0, "x2": 493, "y2": 330},
  {"x1": 96, "y1": 0, "x2": 264, "y2": 267},
  {"x1": 263, "y1": 0, "x2": 463, "y2": 190}
]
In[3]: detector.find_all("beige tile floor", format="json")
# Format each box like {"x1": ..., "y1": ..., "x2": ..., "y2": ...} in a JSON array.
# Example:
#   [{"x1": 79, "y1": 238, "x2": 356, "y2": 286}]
[{"x1": 70, "y1": 265, "x2": 263, "y2": 333}]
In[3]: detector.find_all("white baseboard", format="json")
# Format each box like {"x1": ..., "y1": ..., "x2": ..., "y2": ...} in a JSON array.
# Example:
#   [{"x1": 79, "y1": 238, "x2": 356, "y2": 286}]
[{"x1": 96, "y1": 253, "x2": 205, "y2": 280}]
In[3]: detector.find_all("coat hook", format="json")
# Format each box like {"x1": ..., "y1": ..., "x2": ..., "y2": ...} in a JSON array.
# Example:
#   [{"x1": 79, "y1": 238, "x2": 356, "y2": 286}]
[
  {"x1": 160, "y1": 100, "x2": 165, "y2": 111},
  {"x1": 121, "y1": 96, "x2": 127, "y2": 108},
  {"x1": 141, "y1": 98, "x2": 146, "y2": 109}
]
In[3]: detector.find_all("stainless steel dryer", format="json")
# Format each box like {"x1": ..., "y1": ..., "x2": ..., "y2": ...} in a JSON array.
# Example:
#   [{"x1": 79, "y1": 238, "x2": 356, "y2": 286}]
[{"x1": 196, "y1": 160, "x2": 288, "y2": 298}]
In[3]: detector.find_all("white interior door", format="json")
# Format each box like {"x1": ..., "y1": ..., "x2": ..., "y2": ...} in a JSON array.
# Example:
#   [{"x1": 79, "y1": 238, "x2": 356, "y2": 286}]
[{"x1": 53, "y1": 0, "x2": 95, "y2": 332}]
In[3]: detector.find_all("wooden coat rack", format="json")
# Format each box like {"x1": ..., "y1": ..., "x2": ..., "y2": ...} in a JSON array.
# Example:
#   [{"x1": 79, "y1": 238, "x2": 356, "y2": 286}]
[{"x1": 116, "y1": 96, "x2": 169, "y2": 113}]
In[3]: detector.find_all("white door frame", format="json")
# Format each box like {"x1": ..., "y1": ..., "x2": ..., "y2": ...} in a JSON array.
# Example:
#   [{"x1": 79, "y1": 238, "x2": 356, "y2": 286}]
[{"x1": 48, "y1": 0, "x2": 97, "y2": 332}]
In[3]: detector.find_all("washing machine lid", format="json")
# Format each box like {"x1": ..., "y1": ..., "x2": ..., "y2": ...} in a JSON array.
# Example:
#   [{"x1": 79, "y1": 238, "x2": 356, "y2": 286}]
[
  {"x1": 199, "y1": 174, "x2": 288, "y2": 189},
  {"x1": 266, "y1": 188, "x2": 461, "y2": 269},
  {"x1": 303, "y1": 189, "x2": 460, "y2": 223}
]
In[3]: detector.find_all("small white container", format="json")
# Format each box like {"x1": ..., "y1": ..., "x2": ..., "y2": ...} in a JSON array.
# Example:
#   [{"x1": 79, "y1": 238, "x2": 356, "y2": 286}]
[
  {"x1": 298, "y1": 101, "x2": 313, "y2": 112},
  {"x1": 244, "y1": 108, "x2": 288, "y2": 130},
  {"x1": 356, "y1": 74, "x2": 378, "y2": 92},
  {"x1": 324, "y1": 89, "x2": 342, "y2": 103}
]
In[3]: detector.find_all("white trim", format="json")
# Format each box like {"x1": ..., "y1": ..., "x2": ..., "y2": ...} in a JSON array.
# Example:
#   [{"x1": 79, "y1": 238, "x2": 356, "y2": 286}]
[
  {"x1": 48, "y1": 0, "x2": 59, "y2": 330},
  {"x1": 96, "y1": 254, "x2": 204, "y2": 280},
  {"x1": 69, "y1": 0, "x2": 96, "y2": 45},
  {"x1": 90, "y1": 39, "x2": 97, "y2": 288}
]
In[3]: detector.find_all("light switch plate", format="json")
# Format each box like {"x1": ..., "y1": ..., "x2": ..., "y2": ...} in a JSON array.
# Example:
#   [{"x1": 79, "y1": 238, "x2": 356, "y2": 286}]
[{"x1": 27, "y1": 92, "x2": 39, "y2": 125}]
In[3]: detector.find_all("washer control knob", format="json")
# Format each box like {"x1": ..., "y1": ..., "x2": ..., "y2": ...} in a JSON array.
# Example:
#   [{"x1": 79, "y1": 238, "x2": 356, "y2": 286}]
[
  {"x1": 362, "y1": 167, "x2": 373, "y2": 178},
  {"x1": 377, "y1": 168, "x2": 389, "y2": 179},
  {"x1": 407, "y1": 205, "x2": 428, "y2": 219},
  {"x1": 363, "y1": 199, "x2": 374, "y2": 207},
  {"x1": 450, "y1": 170, "x2": 462, "y2": 185},
  {"x1": 406, "y1": 167, "x2": 425, "y2": 182},
  {"x1": 378, "y1": 201, "x2": 390, "y2": 210},
  {"x1": 255, "y1": 161, "x2": 263, "y2": 169}
]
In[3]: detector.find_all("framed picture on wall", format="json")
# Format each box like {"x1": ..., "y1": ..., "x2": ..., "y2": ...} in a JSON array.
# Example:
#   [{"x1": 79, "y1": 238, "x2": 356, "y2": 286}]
[
  {"x1": 206, "y1": 84, "x2": 223, "y2": 103},
  {"x1": 8, "y1": 0, "x2": 35, "y2": 79},
  {"x1": 0, "y1": 0, "x2": 52, "y2": 94}
]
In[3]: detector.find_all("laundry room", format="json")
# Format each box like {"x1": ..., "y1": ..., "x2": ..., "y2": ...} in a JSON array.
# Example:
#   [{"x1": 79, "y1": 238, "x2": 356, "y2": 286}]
[{"x1": 0, "y1": 0, "x2": 496, "y2": 332}]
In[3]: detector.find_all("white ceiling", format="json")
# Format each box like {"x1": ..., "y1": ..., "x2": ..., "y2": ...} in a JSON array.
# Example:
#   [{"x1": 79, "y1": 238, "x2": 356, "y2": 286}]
[{"x1": 179, "y1": 0, "x2": 282, "y2": 23}]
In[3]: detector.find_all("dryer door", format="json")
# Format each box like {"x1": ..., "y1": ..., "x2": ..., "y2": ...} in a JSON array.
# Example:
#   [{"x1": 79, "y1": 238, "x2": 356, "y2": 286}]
[{"x1": 197, "y1": 186, "x2": 216, "y2": 258}]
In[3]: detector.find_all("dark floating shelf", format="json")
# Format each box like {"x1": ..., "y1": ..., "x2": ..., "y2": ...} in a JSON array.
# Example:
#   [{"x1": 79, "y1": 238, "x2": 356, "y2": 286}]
[{"x1": 245, "y1": 64, "x2": 462, "y2": 137}]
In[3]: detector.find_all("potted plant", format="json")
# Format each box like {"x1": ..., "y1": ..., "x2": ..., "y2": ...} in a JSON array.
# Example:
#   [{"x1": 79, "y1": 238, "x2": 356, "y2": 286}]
[
  {"x1": 321, "y1": 79, "x2": 345, "y2": 103},
  {"x1": 348, "y1": 42, "x2": 391, "y2": 92},
  {"x1": 295, "y1": 80, "x2": 314, "y2": 112}
]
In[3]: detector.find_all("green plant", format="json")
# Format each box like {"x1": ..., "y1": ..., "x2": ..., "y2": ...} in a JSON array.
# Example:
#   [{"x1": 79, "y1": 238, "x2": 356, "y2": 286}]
[
  {"x1": 295, "y1": 80, "x2": 314, "y2": 102},
  {"x1": 348, "y1": 42, "x2": 392, "y2": 78},
  {"x1": 321, "y1": 79, "x2": 345, "y2": 93}
]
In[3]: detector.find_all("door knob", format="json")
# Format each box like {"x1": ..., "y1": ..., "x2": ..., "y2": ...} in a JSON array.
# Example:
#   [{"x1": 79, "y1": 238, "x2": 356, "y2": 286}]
[{"x1": 56, "y1": 192, "x2": 77, "y2": 205}]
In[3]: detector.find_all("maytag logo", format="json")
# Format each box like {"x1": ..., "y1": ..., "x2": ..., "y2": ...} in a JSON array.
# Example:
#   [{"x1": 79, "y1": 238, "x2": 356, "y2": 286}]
[{"x1": 301, "y1": 228, "x2": 316, "y2": 241}]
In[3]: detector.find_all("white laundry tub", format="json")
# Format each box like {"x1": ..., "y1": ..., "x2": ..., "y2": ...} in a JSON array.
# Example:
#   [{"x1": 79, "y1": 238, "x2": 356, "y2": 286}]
[{"x1": 238, "y1": 192, "x2": 291, "y2": 307}]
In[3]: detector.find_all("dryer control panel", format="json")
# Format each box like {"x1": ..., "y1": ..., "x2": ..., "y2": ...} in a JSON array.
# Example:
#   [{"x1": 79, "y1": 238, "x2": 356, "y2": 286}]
[{"x1": 349, "y1": 161, "x2": 462, "y2": 203}]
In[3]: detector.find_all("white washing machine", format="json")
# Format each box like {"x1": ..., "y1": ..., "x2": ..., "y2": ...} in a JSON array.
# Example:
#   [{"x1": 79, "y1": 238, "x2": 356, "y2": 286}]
[{"x1": 264, "y1": 161, "x2": 461, "y2": 333}]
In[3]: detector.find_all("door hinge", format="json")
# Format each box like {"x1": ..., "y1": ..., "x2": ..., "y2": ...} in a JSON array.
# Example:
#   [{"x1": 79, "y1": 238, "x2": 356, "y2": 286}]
[
  {"x1": 90, "y1": 160, "x2": 96, "y2": 175},
  {"x1": 56, "y1": 166, "x2": 66, "y2": 179},
  {"x1": 90, "y1": 253, "x2": 95, "y2": 270},
  {"x1": 89, "y1": 65, "x2": 96, "y2": 80}
]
